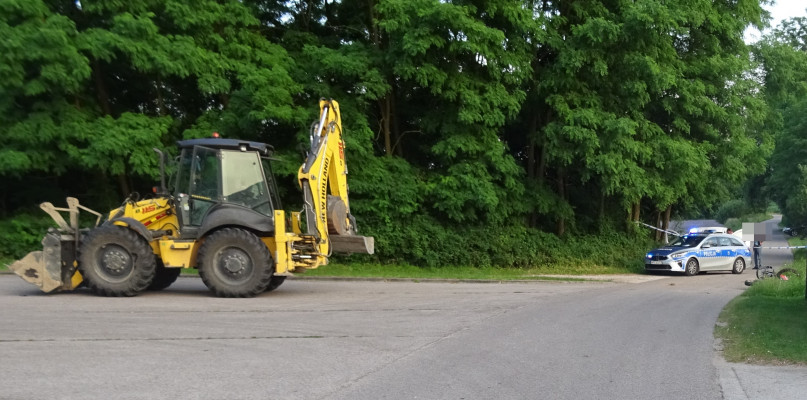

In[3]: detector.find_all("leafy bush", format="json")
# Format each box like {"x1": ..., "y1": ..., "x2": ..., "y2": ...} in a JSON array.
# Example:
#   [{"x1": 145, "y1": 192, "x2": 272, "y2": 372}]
[
  {"x1": 724, "y1": 218, "x2": 741, "y2": 232},
  {"x1": 355, "y1": 215, "x2": 653, "y2": 272},
  {"x1": 714, "y1": 199, "x2": 749, "y2": 223},
  {"x1": 0, "y1": 211, "x2": 58, "y2": 259}
]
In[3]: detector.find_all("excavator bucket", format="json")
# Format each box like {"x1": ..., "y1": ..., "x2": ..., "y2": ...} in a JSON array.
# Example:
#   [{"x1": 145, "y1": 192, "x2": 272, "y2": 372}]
[
  {"x1": 7, "y1": 198, "x2": 99, "y2": 293},
  {"x1": 330, "y1": 235, "x2": 375, "y2": 255}
]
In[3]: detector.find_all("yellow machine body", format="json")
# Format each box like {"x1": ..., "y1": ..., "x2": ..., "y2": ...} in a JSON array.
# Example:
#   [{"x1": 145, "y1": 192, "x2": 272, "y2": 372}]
[{"x1": 10, "y1": 99, "x2": 373, "y2": 295}]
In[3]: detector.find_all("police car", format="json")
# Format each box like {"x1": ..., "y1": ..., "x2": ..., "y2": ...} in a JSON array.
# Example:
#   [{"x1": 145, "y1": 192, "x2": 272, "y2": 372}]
[{"x1": 645, "y1": 232, "x2": 751, "y2": 276}]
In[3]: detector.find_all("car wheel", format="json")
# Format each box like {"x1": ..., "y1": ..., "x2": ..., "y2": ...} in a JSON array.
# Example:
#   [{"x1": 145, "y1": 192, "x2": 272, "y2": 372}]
[
  {"x1": 731, "y1": 258, "x2": 745, "y2": 274},
  {"x1": 684, "y1": 258, "x2": 699, "y2": 276}
]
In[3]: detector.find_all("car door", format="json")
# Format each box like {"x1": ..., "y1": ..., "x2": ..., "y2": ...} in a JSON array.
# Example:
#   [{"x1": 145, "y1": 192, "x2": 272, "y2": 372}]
[
  {"x1": 698, "y1": 237, "x2": 721, "y2": 270},
  {"x1": 716, "y1": 236, "x2": 735, "y2": 270},
  {"x1": 728, "y1": 236, "x2": 750, "y2": 266}
]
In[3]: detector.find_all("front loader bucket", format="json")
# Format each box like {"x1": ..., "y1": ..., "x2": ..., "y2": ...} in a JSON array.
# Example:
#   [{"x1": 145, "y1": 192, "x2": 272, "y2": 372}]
[
  {"x1": 8, "y1": 197, "x2": 98, "y2": 293},
  {"x1": 8, "y1": 231, "x2": 81, "y2": 293}
]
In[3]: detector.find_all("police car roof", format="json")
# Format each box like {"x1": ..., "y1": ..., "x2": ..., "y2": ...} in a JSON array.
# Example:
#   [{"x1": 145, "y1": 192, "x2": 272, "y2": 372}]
[{"x1": 688, "y1": 226, "x2": 728, "y2": 234}]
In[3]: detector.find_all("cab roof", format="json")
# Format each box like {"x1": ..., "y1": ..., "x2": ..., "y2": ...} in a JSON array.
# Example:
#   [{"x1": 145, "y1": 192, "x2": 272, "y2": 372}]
[{"x1": 176, "y1": 138, "x2": 273, "y2": 156}]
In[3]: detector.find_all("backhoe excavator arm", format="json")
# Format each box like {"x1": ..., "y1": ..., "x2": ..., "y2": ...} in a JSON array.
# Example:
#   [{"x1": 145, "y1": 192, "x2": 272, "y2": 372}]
[{"x1": 297, "y1": 99, "x2": 373, "y2": 256}]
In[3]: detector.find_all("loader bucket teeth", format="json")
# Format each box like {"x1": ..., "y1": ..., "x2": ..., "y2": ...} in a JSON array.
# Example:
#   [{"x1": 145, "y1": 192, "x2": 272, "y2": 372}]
[{"x1": 8, "y1": 232, "x2": 72, "y2": 293}]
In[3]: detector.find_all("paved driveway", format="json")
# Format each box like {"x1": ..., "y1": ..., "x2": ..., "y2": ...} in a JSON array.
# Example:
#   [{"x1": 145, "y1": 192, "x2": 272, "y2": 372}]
[{"x1": 0, "y1": 217, "x2": 804, "y2": 399}]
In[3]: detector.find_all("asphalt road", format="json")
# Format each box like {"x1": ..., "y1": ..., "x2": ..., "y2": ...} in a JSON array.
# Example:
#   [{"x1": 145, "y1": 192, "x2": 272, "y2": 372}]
[{"x1": 0, "y1": 217, "x2": 802, "y2": 400}]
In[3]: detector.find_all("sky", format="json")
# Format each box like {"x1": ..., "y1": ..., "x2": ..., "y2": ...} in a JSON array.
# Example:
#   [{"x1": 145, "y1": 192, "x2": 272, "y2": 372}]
[
  {"x1": 766, "y1": 0, "x2": 807, "y2": 26},
  {"x1": 746, "y1": 0, "x2": 807, "y2": 42}
]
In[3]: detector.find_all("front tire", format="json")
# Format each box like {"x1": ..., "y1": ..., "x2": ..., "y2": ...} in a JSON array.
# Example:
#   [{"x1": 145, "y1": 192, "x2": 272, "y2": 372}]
[
  {"x1": 756, "y1": 266, "x2": 773, "y2": 280},
  {"x1": 78, "y1": 225, "x2": 156, "y2": 297},
  {"x1": 148, "y1": 262, "x2": 182, "y2": 291},
  {"x1": 684, "y1": 259, "x2": 699, "y2": 276},
  {"x1": 731, "y1": 258, "x2": 746, "y2": 274},
  {"x1": 197, "y1": 228, "x2": 274, "y2": 297},
  {"x1": 265, "y1": 276, "x2": 286, "y2": 292}
]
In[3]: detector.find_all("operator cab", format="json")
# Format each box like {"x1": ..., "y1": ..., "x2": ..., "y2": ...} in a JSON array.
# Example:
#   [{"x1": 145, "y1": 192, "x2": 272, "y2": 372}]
[{"x1": 173, "y1": 138, "x2": 282, "y2": 239}]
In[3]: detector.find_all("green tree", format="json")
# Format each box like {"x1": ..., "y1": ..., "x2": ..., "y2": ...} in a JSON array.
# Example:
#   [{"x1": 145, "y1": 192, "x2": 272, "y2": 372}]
[
  {"x1": 0, "y1": 0, "x2": 299, "y2": 210},
  {"x1": 517, "y1": 0, "x2": 769, "y2": 236},
  {"x1": 758, "y1": 17, "x2": 807, "y2": 226}
]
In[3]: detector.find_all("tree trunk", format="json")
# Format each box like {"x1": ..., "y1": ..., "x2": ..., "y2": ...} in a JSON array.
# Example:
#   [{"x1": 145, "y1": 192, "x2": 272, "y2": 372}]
[
  {"x1": 536, "y1": 110, "x2": 550, "y2": 181},
  {"x1": 367, "y1": 0, "x2": 379, "y2": 45},
  {"x1": 599, "y1": 193, "x2": 606, "y2": 223},
  {"x1": 391, "y1": 89, "x2": 403, "y2": 157},
  {"x1": 92, "y1": 59, "x2": 112, "y2": 116},
  {"x1": 368, "y1": 0, "x2": 399, "y2": 158},
  {"x1": 654, "y1": 211, "x2": 662, "y2": 241},
  {"x1": 556, "y1": 167, "x2": 566, "y2": 236},
  {"x1": 526, "y1": 112, "x2": 538, "y2": 227},
  {"x1": 662, "y1": 205, "x2": 672, "y2": 243},
  {"x1": 527, "y1": 113, "x2": 538, "y2": 180},
  {"x1": 631, "y1": 202, "x2": 640, "y2": 221},
  {"x1": 117, "y1": 172, "x2": 130, "y2": 198},
  {"x1": 381, "y1": 95, "x2": 392, "y2": 156},
  {"x1": 530, "y1": 138, "x2": 548, "y2": 228},
  {"x1": 156, "y1": 75, "x2": 166, "y2": 116},
  {"x1": 93, "y1": 59, "x2": 129, "y2": 195}
]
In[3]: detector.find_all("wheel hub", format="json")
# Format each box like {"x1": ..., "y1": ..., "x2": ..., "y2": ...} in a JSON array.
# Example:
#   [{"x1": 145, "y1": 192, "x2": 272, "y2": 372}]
[
  {"x1": 218, "y1": 248, "x2": 252, "y2": 277},
  {"x1": 101, "y1": 245, "x2": 132, "y2": 276}
]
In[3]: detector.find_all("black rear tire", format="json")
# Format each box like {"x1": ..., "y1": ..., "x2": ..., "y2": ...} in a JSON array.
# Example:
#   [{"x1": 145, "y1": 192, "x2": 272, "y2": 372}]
[
  {"x1": 197, "y1": 228, "x2": 274, "y2": 297},
  {"x1": 148, "y1": 262, "x2": 182, "y2": 291},
  {"x1": 78, "y1": 225, "x2": 156, "y2": 297},
  {"x1": 265, "y1": 276, "x2": 286, "y2": 292},
  {"x1": 757, "y1": 266, "x2": 774, "y2": 280}
]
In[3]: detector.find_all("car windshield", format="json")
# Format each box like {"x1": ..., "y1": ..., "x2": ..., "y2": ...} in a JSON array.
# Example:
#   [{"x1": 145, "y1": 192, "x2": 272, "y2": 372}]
[{"x1": 668, "y1": 235, "x2": 706, "y2": 247}]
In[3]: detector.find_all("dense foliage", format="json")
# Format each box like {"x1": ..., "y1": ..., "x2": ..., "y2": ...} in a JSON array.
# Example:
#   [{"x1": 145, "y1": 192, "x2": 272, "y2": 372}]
[
  {"x1": 0, "y1": 0, "x2": 795, "y2": 268},
  {"x1": 757, "y1": 17, "x2": 807, "y2": 229}
]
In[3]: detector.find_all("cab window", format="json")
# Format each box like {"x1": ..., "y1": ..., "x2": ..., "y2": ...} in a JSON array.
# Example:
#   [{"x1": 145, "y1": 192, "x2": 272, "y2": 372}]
[
  {"x1": 221, "y1": 151, "x2": 273, "y2": 217},
  {"x1": 188, "y1": 147, "x2": 220, "y2": 225}
]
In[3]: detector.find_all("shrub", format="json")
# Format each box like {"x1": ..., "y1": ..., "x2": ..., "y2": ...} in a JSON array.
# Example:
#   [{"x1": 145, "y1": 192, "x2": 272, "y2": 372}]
[
  {"x1": 714, "y1": 199, "x2": 749, "y2": 223},
  {"x1": 0, "y1": 211, "x2": 58, "y2": 259},
  {"x1": 356, "y1": 215, "x2": 653, "y2": 272},
  {"x1": 724, "y1": 218, "x2": 741, "y2": 232}
]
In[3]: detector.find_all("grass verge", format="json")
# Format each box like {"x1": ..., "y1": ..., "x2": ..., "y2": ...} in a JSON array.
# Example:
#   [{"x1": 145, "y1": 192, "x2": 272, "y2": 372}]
[
  {"x1": 715, "y1": 238, "x2": 807, "y2": 365},
  {"x1": 303, "y1": 262, "x2": 633, "y2": 281}
]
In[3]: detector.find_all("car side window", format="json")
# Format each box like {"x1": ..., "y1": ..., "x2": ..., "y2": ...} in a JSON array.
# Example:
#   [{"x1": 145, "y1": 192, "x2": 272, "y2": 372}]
[
  {"x1": 703, "y1": 238, "x2": 718, "y2": 247},
  {"x1": 718, "y1": 237, "x2": 731, "y2": 247},
  {"x1": 729, "y1": 237, "x2": 744, "y2": 247}
]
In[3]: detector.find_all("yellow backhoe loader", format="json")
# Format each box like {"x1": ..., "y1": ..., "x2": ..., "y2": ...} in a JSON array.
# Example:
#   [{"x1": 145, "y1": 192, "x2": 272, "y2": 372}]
[{"x1": 9, "y1": 99, "x2": 373, "y2": 297}]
